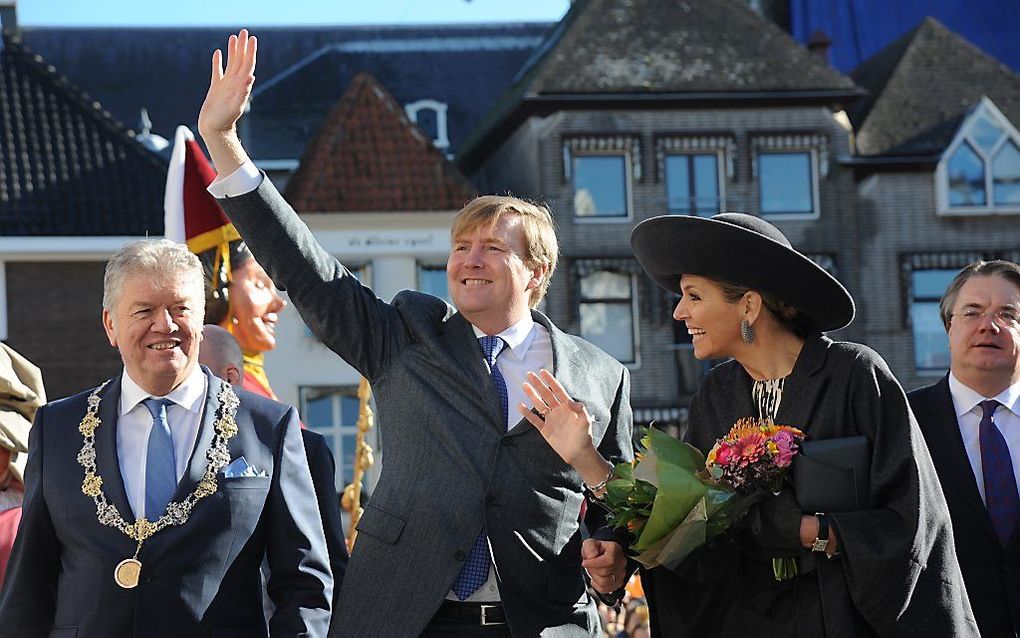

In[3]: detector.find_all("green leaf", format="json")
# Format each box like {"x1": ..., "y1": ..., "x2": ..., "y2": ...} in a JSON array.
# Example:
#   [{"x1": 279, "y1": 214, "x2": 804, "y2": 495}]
[
  {"x1": 645, "y1": 426, "x2": 706, "y2": 473},
  {"x1": 632, "y1": 434, "x2": 714, "y2": 551}
]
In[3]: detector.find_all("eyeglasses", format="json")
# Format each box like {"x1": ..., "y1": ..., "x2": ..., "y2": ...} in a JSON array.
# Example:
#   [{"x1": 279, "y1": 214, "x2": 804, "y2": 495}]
[{"x1": 951, "y1": 308, "x2": 1020, "y2": 327}]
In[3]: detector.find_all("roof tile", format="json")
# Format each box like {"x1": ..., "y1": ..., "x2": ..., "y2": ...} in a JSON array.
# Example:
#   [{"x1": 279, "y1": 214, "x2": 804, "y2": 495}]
[
  {"x1": 851, "y1": 18, "x2": 1020, "y2": 157},
  {"x1": 284, "y1": 73, "x2": 476, "y2": 212},
  {"x1": 0, "y1": 35, "x2": 167, "y2": 236},
  {"x1": 530, "y1": 0, "x2": 855, "y2": 95}
]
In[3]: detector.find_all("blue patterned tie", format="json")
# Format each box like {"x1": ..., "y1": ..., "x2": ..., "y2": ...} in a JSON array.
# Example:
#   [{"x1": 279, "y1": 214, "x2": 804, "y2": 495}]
[
  {"x1": 143, "y1": 398, "x2": 177, "y2": 520},
  {"x1": 451, "y1": 336, "x2": 507, "y2": 600},
  {"x1": 979, "y1": 400, "x2": 1020, "y2": 546}
]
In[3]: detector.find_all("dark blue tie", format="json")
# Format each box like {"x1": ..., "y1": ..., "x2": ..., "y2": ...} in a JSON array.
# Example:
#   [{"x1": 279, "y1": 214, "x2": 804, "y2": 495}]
[
  {"x1": 143, "y1": 398, "x2": 177, "y2": 519},
  {"x1": 979, "y1": 400, "x2": 1020, "y2": 546},
  {"x1": 451, "y1": 336, "x2": 507, "y2": 600}
]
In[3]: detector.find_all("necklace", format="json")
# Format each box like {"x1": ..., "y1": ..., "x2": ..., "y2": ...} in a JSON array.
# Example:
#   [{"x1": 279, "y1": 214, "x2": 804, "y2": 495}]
[
  {"x1": 752, "y1": 377, "x2": 786, "y2": 423},
  {"x1": 77, "y1": 379, "x2": 239, "y2": 588}
]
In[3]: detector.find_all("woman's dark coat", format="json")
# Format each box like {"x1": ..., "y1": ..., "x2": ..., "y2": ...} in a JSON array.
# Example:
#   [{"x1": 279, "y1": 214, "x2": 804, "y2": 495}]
[{"x1": 644, "y1": 334, "x2": 978, "y2": 637}]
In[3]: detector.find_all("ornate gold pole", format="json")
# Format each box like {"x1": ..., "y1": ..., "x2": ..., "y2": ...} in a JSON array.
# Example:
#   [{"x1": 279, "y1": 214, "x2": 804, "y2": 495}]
[{"x1": 341, "y1": 377, "x2": 375, "y2": 550}]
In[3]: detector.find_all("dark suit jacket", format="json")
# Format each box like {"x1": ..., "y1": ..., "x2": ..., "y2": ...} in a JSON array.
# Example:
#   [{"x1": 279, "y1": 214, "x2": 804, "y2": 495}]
[
  {"x1": 909, "y1": 376, "x2": 1020, "y2": 636},
  {"x1": 219, "y1": 176, "x2": 634, "y2": 636},
  {"x1": 0, "y1": 368, "x2": 332, "y2": 637},
  {"x1": 301, "y1": 429, "x2": 348, "y2": 629}
]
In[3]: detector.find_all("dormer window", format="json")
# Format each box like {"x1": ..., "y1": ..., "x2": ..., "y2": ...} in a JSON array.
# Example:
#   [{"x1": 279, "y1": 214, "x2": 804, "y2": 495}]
[
  {"x1": 405, "y1": 99, "x2": 450, "y2": 152},
  {"x1": 937, "y1": 97, "x2": 1020, "y2": 215}
]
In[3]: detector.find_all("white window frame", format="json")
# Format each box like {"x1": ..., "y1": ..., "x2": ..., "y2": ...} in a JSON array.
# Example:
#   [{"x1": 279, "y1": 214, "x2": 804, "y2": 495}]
[
  {"x1": 751, "y1": 133, "x2": 828, "y2": 220},
  {"x1": 564, "y1": 136, "x2": 640, "y2": 223},
  {"x1": 936, "y1": 97, "x2": 1020, "y2": 216},
  {"x1": 755, "y1": 148, "x2": 821, "y2": 220},
  {"x1": 416, "y1": 261, "x2": 450, "y2": 303},
  {"x1": 577, "y1": 270, "x2": 640, "y2": 367},
  {"x1": 405, "y1": 99, "x2": 450, "y2": 152},
  {"x1": 663, "y1": 150, "x2": 726, "y2": 216},
  {"x1": 570, "y1": 151, "x2": 633, "y2": 223}
]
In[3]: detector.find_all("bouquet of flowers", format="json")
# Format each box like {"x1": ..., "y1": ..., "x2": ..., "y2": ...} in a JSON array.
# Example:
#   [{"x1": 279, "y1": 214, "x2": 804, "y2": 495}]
[{"x1": 599, "y1": 419, "x2": 805, "y2": 579}]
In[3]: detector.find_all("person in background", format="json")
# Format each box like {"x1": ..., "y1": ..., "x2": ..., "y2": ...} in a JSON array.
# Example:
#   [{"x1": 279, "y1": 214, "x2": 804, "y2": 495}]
[
  {"x1": 200, "y1": 323, "x2": 348, "y2": 631},
  {"x1": 0, "y1": 343, "x2": 45, "y2": 589},
  {"x1": 164, "y1": 125, "x2": 288, "y2": 400},
  {"x1": 909, "y1": 260, "x2": 1020, "y2": 636}
]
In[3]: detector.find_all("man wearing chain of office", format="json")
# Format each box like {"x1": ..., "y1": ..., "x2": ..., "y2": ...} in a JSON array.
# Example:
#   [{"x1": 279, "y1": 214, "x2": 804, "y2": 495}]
[{"x1": 0, "y1": 239, "x2": 332, "y2": 637}]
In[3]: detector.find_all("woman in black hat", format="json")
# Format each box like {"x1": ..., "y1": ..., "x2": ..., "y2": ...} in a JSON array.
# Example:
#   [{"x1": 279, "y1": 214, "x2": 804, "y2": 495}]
[{"x1": 520, "y1": 214, "x2": 977, "y2": 636}]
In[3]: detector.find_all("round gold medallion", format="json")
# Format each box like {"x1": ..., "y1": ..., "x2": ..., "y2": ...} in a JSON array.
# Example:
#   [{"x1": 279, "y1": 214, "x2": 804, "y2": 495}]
[{"x1": 114, "y1": 558, "x2": 142, "y2": 589}]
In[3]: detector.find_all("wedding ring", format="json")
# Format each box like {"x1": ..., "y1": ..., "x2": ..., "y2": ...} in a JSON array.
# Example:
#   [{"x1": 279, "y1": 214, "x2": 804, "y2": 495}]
[{"x1": 538, "y1": 407, "x2": 551, "y2": 418}]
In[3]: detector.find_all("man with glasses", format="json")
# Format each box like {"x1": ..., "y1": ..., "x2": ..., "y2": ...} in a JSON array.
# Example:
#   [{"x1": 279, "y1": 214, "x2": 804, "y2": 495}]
[{"x1": 908, "y1": 260, "x2": 1020, "y2": 636}]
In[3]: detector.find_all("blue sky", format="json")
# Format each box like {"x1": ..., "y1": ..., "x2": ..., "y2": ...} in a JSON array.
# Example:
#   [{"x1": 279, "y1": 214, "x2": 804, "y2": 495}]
[{"x1": 18, "y1": 0, "x2": 570, "y2": 26}]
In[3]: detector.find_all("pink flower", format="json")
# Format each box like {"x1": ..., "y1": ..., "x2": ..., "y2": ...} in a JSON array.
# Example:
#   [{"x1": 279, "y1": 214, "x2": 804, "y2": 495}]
[
  {"x1": 772, "y1": 429, "x2": 795, "y2": 447},
  {"x1": 734, "y1": 433, "x2": 766, "y2": 467},
  {"x1": 770, "y1": 430, "x2": 798, "y2": 467},
  {"x1": 715, "y1": 444, "x2": 736, "y2": 466}
]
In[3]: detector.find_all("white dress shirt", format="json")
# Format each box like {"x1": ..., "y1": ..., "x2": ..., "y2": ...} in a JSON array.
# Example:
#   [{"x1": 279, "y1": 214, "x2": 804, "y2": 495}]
[
  {"x1": 472, "y1": 316, "x2": 553, "y2": 432},
  {"x1": 208, "y1": 160, "x2": 262, "y2": 198},
  {"x1": 118, "y1": 366, "x2": 207, "y2": 519},
  {"x1": 451, "y1": 316, "x2": 552, "y2": 603},
  {"x1": 948, "y1": 373, "x2": 1020, "y2": 503}
]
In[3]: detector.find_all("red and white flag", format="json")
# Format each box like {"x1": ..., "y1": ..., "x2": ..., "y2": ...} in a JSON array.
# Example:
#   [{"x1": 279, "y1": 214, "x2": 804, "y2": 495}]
[{"x1": 163, "y1": 125, "x2": 239, "y2": 254}]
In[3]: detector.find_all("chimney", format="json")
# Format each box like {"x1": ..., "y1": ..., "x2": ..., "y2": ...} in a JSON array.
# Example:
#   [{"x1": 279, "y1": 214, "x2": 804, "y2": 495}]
[
  {"x1": 807, "y1": 29, "x2": 832, "y2": 64},
  {"x1": 0, "y1": 2, "x2": 17, "y2": 39}
]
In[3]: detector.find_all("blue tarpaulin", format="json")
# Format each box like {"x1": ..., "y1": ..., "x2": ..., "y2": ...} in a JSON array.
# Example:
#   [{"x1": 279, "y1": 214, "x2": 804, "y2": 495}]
[{"x1": 789, "y1": 0, "x2": 1020, "y2": 74}]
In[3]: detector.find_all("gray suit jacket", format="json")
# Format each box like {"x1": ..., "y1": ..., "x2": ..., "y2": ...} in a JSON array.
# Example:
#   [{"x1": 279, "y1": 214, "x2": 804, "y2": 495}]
[
  {"x1": 0, "y1": 369, "x2": 332, "y2": 637},
  {"x1": 219, "y1": 177, "x2": 634, "y2": 636}
]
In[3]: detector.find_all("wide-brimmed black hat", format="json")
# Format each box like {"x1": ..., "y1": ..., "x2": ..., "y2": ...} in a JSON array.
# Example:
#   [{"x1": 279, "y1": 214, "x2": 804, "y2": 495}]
[{"x1": 631, "y1": 213, "x2": 855, "y2": 331}]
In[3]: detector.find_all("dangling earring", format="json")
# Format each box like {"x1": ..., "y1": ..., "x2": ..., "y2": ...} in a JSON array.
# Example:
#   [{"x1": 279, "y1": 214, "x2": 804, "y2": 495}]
[{"x1": 740, "y1": 319, "x2": 755, "y2": 344}]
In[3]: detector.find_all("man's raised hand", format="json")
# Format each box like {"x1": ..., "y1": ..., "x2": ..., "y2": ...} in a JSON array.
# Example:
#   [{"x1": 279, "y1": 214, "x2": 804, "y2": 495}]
[{"x1": 198, "y1": 30, "x2": 257, "y2": 177}]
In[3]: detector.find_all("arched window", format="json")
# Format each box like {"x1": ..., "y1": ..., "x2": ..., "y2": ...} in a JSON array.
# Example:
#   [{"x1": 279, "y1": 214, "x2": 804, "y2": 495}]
[
  {"x1": 937, "y1": 97, "x2": 1020, "y2": 214},
  {"x1": 404, "y1": 99, "x2": 450, "y2": 152}
]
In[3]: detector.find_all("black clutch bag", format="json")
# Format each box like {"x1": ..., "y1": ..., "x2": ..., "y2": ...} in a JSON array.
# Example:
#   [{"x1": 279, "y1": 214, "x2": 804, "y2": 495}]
[{"x1": 793, "y1": 435, "x2": 871, "y2": 512}]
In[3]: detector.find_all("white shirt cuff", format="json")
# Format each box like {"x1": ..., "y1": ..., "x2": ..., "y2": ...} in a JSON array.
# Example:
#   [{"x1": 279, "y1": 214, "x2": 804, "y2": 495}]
[{"x1": 207, "y1": 160, "x2": 262, "y2": 198}]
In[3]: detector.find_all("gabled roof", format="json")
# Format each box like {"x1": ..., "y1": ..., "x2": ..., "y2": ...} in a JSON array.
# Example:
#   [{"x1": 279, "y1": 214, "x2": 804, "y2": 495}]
[
  {"x1": 284, "y1": 73, "x2": 476, "y2": 213},
  {"x1": 850, "y1": 18, "x2": 1020, "y2": 158},
  {"x1": 459, "y1": 0, "x2": 861, "y2": 171},
  {"x1": 0, "y1": 35, "x2": 167, "y2": 236},
  {"x1": 522, "y1": 0, "x2": 854, "y2": 95},
  {"x1": 21, "y1": 24, "x2": 548, "y2": 159}
]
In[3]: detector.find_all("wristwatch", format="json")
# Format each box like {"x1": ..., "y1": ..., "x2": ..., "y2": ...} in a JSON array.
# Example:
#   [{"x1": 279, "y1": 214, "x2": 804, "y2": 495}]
[{"x1": 811, "y1": 513, "x2": 830, "y2": 553}]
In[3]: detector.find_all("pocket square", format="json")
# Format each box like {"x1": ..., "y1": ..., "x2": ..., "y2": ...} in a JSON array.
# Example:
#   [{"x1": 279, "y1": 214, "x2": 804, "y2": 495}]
[{"x1": 223, "y1": 456, "x2": 266, "y2": 478}]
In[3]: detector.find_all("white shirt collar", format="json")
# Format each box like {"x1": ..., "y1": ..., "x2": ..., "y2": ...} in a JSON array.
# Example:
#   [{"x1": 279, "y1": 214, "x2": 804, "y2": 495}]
[
  {"x1": 948, "y1": 372, "x2": 1020, "y2": 418},
  {"x1": 470, "y1": 314, "x2": 538, "y2": 361},
  {"x1": 120, "y1": 365, "x2": 207, "y2": 417}
]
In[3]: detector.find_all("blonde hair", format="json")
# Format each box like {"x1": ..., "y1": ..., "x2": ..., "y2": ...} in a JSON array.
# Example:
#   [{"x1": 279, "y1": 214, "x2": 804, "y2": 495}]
[{"x1": 451, "y1": 195, "x2": 559, "y2": 307}]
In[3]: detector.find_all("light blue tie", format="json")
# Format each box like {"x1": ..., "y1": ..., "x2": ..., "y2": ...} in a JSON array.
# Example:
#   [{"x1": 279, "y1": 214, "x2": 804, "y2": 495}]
[
  {"x1": 451, "y1": 336, "x2": 508, "y2": 600},
  {"x1": 142, "y1": 398, "x2": 177, "y2": 520}
]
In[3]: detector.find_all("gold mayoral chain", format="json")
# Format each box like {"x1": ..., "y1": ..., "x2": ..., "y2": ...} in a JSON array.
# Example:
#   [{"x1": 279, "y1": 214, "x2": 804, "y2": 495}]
[{"x1": 76, "y1": 380, "x2": 240, "y2": 589}]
